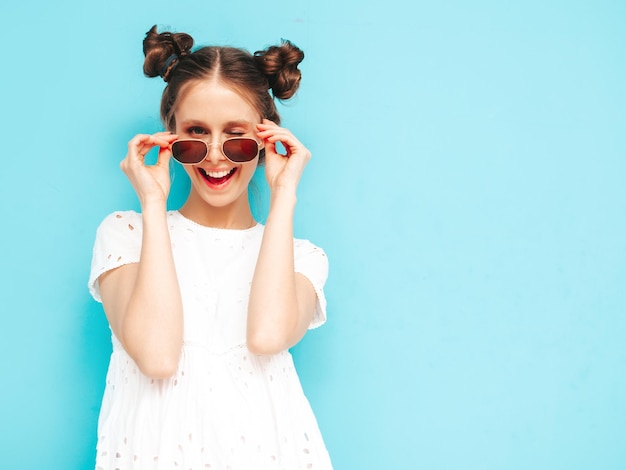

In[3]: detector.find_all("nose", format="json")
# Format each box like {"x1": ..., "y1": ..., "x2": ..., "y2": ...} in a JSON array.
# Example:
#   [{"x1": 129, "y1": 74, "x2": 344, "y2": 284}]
[{"x1": 204, "y1": 142, "x2": 225, "y2": 164}]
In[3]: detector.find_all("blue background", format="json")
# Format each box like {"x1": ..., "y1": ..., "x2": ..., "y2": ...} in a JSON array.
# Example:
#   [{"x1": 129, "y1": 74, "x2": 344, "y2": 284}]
[{"x1": 1, "y1": 1, "x2": 625, "y2": 469}]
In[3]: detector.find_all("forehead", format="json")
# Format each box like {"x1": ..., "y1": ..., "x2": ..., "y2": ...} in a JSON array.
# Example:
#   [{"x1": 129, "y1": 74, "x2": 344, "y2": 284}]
[{"x1": 174, "y1": 79, "x2": 261, "y2": 125}]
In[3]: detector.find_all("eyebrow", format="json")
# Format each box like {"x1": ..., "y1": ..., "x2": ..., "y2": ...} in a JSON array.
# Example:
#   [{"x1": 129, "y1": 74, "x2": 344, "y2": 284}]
[{"x1": 179, "y1": 119, "x2": 256, "y2": 128}]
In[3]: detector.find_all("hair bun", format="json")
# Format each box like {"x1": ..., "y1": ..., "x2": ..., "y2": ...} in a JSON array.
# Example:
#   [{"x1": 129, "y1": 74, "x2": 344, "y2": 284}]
[
  {"x1": 254, "y1": 40, "x2": 304, "y2": 100},
  {"x1": 143, "y1": 25, "x2": 194, "y2": 82}
]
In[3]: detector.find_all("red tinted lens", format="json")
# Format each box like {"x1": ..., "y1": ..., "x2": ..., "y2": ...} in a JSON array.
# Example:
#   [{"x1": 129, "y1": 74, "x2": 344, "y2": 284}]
[
  {"x1": 171, "y1": 140, "x2": 207, "y2": 164},
  {"x1": 223, "y1": 138, "x2": 259, "y2": 162}
]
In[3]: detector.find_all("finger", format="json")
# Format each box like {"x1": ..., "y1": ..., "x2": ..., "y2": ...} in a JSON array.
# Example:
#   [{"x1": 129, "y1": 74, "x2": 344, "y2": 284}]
[
  {"x1": 128, "y1": 135, "x2": 158, "y2": 157},
  {"x1": 256, "y1": 125, "x2": 299, "y2": 144},
  {"x1": 257, "y1": 127, "x2": 295, "y2": 143},
  {"x1": 263, "y1": 134, "x2": 306, "y2": 157},
  {"x1": 257, "y1": 118, "x2": 279, "y2": 127},
  {"x1": 256, "y1": 124, "x2": 291, "y2": 136},
  {"x1": 128, "y1": 134, "x2": 178, "y2": 162},
  {"x1": 155, "y1": 132, "x2": 179, "y2": 142},
  {"x1": 130, "y1": 133, "x2": 178, "y2": 149},
  {"x1": 156, "y1": 145, "x2": 173, "y2": 169},
  {"x1": 128, "y1": 133, "x2": 152, "y2": 148},
  {"x1": 146, "y1": 133, "x2": 179, "y2": 147}
]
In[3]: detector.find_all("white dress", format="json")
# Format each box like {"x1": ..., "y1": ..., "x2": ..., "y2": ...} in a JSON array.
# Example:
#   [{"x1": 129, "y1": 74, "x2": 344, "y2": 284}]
[{"x1": 88, "y1": 210, "x2": 332, "y2": 470}]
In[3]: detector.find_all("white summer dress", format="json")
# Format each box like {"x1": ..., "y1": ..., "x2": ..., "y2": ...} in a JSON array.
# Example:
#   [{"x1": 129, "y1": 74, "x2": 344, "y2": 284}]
[{"x1": 88, "y1": 210, "x2": 332, "y2": 470}]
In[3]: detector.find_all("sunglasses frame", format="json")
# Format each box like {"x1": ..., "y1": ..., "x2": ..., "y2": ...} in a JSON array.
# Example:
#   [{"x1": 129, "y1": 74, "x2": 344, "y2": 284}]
[{"x1": 171, "y1": 137, "x2": 265, "y2": 165}]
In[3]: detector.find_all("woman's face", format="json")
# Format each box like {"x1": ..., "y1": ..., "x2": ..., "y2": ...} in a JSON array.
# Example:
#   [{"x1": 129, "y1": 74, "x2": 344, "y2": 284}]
[{"x1": 174, "y1": 79, "x2": 261, "y2": 212}]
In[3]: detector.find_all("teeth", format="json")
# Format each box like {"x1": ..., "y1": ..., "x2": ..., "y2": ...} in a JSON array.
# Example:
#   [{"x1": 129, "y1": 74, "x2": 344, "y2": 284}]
[{"x1": 205, "y1": 169, "x2": 232, "y2": 178}]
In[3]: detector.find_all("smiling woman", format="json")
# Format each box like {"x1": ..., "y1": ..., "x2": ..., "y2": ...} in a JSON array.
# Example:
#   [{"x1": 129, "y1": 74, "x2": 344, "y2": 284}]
[
  {"x1": 87, "y1": 25, "x2": 332, "y2": 469},
  {"x1": 173, "y1": 81, "x2": 265, "y2": 217}
]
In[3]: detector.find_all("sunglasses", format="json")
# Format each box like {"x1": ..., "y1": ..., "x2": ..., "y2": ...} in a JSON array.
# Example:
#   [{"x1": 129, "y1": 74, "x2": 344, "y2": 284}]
[{"x1": 171, "y1": 138, "x2": 265, "y2": 165}]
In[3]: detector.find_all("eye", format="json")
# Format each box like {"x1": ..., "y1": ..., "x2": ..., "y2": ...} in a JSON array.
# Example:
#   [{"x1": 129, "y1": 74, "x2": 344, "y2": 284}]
[{"x1": 187, "y1": 126, "x2": 207, "y2": 136}]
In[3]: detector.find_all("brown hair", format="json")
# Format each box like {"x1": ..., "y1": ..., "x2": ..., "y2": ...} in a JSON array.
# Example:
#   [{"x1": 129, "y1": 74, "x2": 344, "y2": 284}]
[{"x1": 142, "y1": 25, "x2": 304, "y2": 142}]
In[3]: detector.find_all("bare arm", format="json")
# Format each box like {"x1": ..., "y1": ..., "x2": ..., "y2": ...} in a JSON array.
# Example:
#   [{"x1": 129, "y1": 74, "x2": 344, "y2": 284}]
[
  {"x1": 247, "y1": 190, "x2": 318, "y2": 354},
  {"x1": 247, "y1": 121, "x2": 318, "y2": 355},
  {"x1": 98, "y1": 132, "x2": 184, "y2": 378}
]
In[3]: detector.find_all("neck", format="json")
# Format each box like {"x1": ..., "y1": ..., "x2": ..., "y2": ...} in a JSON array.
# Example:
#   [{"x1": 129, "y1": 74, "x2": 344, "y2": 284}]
[{"x1": 178, "y1": 193, "x2": 256, "y2": 229}]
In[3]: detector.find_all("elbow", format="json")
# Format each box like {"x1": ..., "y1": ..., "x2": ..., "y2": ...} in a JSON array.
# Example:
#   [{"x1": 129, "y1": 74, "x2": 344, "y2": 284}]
[
  {"x1": 136, "y1": 353, "x2": 180, "y2": 380},
  {"x1": 120, "y1": 329, "x2": 183, "y2": 379},
  {"x1": 246, "y1": 330, "x2": 289, "y2": 356}
]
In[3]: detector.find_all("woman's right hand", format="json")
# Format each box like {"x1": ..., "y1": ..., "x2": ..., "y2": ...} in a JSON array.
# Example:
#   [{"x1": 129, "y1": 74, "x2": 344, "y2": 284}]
[{"x1": 120, "y1": 132, "x2": 179, "y2": 206}]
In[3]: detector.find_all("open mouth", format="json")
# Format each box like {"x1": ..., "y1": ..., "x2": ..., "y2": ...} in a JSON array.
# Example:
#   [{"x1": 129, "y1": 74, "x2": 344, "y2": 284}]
[{"x1": 198, "y1": 167, "x2": 237, "y2": 186}]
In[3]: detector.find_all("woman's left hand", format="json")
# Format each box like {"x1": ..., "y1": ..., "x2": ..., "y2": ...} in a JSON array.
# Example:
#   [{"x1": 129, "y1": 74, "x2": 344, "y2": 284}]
[{"x1": 256, "y1": 119, "x2": 311, "y2": 194}]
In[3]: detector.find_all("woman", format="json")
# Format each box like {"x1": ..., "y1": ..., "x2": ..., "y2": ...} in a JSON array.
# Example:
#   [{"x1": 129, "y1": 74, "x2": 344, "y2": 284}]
[{"x1": 88, "y1": 25, "x2": 332, "y2": 469}]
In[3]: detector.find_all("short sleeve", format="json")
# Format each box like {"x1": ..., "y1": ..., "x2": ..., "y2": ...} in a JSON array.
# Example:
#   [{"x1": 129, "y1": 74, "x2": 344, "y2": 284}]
[
  {"x1": 88, "y1": 211, "x2": 143, "y2": 303},
  {"x1": 293, "y1": 239, "x2": 329, "y2": 329}
]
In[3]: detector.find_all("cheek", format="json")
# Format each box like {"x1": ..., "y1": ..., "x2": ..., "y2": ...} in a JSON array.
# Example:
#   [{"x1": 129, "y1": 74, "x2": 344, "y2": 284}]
[{"x1": 241, "y1": 159, "x2": 259, "y2": 180}]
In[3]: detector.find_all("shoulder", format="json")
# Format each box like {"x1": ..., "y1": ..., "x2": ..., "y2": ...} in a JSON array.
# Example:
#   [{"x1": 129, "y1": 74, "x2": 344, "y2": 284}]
[
  {"x1": 293, "y1": 238, "x2": 329, "y2": 328},
  {"x1": 92, "y1": 210, "x2": 145, "y2": 253},
  {"x1": 89, "y1": 210, "x2": 144, "y2": 302}
]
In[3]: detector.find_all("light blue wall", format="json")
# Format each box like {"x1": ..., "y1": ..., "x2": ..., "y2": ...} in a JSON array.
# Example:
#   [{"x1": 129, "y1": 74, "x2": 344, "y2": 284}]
[{"x1": 1, "y1": 1, "x2": 625, "y2": 469}]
